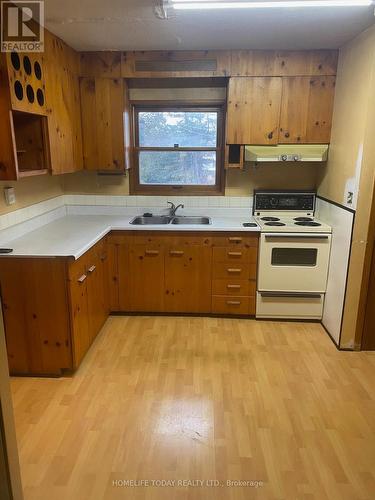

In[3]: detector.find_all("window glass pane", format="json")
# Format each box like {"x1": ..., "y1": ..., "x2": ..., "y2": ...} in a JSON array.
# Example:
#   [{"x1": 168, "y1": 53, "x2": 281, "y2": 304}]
[
  {"x1": 271, "y1": 248, "x2": 318, "y2": 266},
  {"x1": 139, "y1": 151, "x2": 216, "y2": 185},
  {"x1": 138, "y1": 111, "x2": 218, "y2": 147}
]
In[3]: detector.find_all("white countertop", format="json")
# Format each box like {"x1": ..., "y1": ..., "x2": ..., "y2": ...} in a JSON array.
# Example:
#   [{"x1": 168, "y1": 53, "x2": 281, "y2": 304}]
[{"x1": 0, "y1": 214, "x2": 260, "y2": 260}]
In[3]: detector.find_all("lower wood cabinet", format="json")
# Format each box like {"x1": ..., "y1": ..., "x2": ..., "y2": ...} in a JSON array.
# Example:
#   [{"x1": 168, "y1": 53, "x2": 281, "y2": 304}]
[
  {"x1": 0, "y1": 239, "x2": 109, "y2": 375},
  {"x1": 108, "y1": 231, "x2": 258, "y2": 316},
  {"x1": 0, "y1": 230, "x2": 259, "y2": 376}
]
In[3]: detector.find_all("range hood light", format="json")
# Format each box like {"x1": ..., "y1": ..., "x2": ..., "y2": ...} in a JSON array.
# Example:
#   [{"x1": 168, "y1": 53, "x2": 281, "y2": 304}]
[{"x1": 172, "y1": 0, "x2": 373, "y2": 9}]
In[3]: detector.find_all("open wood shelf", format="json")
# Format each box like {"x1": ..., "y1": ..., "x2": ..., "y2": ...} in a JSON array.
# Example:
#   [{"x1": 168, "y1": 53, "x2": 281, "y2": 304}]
[{"x1": 12, "y1": 111, "x2": 50, "y2": 178}]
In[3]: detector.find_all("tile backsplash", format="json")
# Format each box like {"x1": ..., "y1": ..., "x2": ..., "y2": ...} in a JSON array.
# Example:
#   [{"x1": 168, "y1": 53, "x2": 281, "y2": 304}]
[{"x1": 0, "y1": 194, "x2": 253, "y2": 233}]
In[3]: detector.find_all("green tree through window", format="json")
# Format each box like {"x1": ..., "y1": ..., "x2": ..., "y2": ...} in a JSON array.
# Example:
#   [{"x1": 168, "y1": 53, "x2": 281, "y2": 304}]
[{"x1": 133, "y1": 106, "x2": 224, "y2": 194}]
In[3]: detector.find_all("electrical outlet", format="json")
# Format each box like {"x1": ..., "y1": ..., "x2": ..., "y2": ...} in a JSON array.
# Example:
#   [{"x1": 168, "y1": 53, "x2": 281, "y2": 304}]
[
  {"x1": 347, "y1": 191, "x2": 354, "y2": 205},
  {"x1": 4, "y1": 187, "x2": 16, "y2": 205}
]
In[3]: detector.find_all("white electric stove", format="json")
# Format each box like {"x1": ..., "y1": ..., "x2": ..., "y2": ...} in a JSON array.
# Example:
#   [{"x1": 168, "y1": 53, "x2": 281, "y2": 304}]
[{"x1": 253, "y1": 191, "x2": 332, "y2": 320}]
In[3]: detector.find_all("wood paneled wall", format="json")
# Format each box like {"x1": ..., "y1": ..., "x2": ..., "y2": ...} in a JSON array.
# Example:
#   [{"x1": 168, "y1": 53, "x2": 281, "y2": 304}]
[{"x1": 79, "y1": 49, "x2": 338, "y2": 79}]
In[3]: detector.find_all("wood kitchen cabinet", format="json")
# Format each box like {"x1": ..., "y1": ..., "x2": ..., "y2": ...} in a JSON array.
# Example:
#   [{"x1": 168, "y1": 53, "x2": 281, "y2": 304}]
[
  {"x1": 0, "y1": 259, "x2": 72, "y2": 374},
  {"x1": 129, "y1": 240, "x2": 165, "y2": 312},
  {"x1": 109, "y1": 231, "x2": 258, "y2": 316},
  {"x1": 164, "y1": 236, "x2": 212, "y2": 313},
  {"x1": 80, "y1": 77, "x2": 130, "y2": 171},
  {"x1": 211, "y1": 234, "x2": 258, "y2": 315},
  {"x1": 226, "y1": 77, "x2": 282, "y2": 145},
  {"x1": 68, "y1": 240, "x2": 109, "y2": 367},
  {"x1": 279, "y1": 76, "x2": 336, "y2": 144},
  {"x1": 0, "y1": 240, "x2": 109, "y2": 375}
]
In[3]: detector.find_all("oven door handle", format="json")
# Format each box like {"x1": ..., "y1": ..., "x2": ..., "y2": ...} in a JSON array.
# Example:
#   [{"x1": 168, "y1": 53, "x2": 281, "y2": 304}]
[
  {"x1": 259, "y1": 292, "x2": 322, "y2": 299},
  {"x1": 264, "y1": 234, "x2": 329, "y2": 240}
]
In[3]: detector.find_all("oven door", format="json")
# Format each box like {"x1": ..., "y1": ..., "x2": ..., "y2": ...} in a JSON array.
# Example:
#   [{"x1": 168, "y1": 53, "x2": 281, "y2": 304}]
[{"x1": 258, "y1": 233, "x2": 331, "y2": 292}]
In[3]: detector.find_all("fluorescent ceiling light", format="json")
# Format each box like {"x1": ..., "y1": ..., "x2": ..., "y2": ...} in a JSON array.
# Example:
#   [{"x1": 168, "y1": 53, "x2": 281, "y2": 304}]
[{"x1": 172, "y1": 0, "x2": 373, "y2": 9}]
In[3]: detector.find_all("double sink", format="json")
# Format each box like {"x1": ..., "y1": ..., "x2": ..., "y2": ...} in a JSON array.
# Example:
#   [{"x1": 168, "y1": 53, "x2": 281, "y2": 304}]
[{"x1": 130, "y1": 215, "x2": 211, "y2": 225}]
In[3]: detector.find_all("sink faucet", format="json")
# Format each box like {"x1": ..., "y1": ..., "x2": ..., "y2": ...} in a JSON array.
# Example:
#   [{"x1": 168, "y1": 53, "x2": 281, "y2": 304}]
[{"x1": 167, "y1": 201, "x2": 184, "y2": 216}]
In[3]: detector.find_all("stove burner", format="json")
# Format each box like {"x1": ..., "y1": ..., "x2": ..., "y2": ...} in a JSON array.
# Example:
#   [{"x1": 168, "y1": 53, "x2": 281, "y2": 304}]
[
  {"x1": 261, "y1": 217, "x2": 280, "y2": 222},
  {"x1": 294, "y1": 217, "x2": 314, "y2": 222},
  {"x1": 264, "y1": 222, "x2": 286, "y2": 227},
  {"x1": 295, "y1": 221, "x2": 321, "y2": 227}
]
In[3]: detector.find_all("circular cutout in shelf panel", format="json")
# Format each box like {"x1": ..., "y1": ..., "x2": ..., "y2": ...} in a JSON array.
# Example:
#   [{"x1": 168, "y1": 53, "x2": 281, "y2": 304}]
[
  {"x1": 11, "y1": 52, "x2": 20, "y2": 71},
  {"x1": 26, "y1": 84, "x2": 35, "y2": 103},
  {"x1": 14, "y1": 81, "x2": 23, "y2": 100},
  {"x1": 23, "y1": 56, "x2": 32, "y2": 75},
  {"x1": 36, "y1": 88, "x2": 44, "y2": 107},
  {"x1": 34, "y1": 61, "x2": 42, "y2": 80}
]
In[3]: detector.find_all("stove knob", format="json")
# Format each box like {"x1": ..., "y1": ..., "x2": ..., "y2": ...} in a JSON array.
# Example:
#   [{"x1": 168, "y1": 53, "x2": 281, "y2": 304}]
[
  {"x1": 281, "y1": 155, "x2": 288, "y2": 161},
  {"x1": 270, "y1": 198, "x2": 278, "y2": 207}
]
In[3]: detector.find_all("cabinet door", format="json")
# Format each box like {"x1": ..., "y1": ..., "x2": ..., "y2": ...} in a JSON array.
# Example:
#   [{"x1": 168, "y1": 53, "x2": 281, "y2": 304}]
[
  {"x1": 86, "y1": 250, "x2": 107, "y2": 342},
  {"x1": 80, "y1": 77, "x2": 126, "y2": 170},
  {"x1": 129, "y1": 244, "x2": 165, "y2": 312},
  {"x1": 227, "y1": 77, "x2": 282, "y2": 144},
  {"x1": 165, "y1": 245, "x2": 212, "y2": 313},
  {"x1": 0, "y1": 259, "x2": 72, "y2": 375},
  {"x1": 279, "y1": 76, "x2": 336, "y2": 144},
  {"x1": 69, "y1": 269, "x2": 90, "y2": 368}
]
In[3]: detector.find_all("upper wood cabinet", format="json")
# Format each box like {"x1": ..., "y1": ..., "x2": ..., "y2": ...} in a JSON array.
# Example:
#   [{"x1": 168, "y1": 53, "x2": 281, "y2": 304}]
[
  {"x1": 226, "y1": 75, "x2": 336, "y2": 146},
  {"x1": 0, "y1": 53, "x2": 50, "y2": 180},
  {"x1": 80, "y1": 77, "x2": 130, "y2": 171},
  {"x1": 279, "y1": 76, "x2": 336, "y2": 144},
  {"x1": 44, "y1": 32, "x2": 83, "y2": 175},
  {"x1": 227, "y1": 77, "x2": 282, "y2": 145}
]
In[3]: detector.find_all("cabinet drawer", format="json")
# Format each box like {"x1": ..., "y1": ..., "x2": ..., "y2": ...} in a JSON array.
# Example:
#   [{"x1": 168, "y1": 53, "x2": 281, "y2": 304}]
[
  {"x1": 212, "y1": 234, "x2": 258, "y2": 248},
  {"x1": 212, "y1": 279, "x2": 256, "y2": 296},
  {"x1": 213, "y1": 262, "x2": 257, "y2": 279},
  {"x1": 256, "y1": 292, "x2": 323, "y2": 319},
  {"x1": 213, "y1": 246, "x2": 257, "y2": 263},
  {"x1": 130, "y1": 234, "x2": 166, "y2": 246},
  {"x1": 212, "y1": 295, "x2": 251, "y2": 315}
]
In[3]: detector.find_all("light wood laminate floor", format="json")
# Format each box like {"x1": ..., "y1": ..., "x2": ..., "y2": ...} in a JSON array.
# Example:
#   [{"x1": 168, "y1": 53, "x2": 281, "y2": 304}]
[{"x1": 11, "y1": 316, "x2": 375, "y2": 500}]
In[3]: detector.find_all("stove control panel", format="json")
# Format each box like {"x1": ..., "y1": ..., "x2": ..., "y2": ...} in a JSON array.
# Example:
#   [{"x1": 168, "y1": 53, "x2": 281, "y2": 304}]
[{"x1": 253, "y1": 191, "x2": 315, "y2": 212}]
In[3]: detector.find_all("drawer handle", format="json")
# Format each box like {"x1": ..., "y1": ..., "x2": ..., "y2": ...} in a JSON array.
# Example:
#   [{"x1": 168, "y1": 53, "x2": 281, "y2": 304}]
[
  {"x1": 145, "y1": 250, "x2": 159, "y2": 256},
  {"x1": 226, "y1": 300, "x2": 241, "y2": 305},
  {"x1": 87, "y1": 265, "x2": 96, "y2": 273},
  {"x1": 228, "y1": 237, "x2": 242, "y2": 242},
  {"x1": 227, "y1": 268, "x2": 241, "y2": 273},
  {"x1": 227, "y1": 284, "x2": 241, "y2": 289},
  {"x1": 227, "y1": 251, "x2": 242, "y2": 256},
  {"x1": 78, "y1": 274, "x2": 87, "y2": 283},
  {"x1": 170, "y1": 250, "x2": 184, "y2": 256}
]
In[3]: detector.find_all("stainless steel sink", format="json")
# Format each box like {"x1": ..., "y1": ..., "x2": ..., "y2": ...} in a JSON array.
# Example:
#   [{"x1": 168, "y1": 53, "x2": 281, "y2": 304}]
[
  {"x1": 171, "y1": 216, "x2": 211, "y2": 225},
  {"x1": 130, "y1": 216, "x2": 172, "y2": 225}
]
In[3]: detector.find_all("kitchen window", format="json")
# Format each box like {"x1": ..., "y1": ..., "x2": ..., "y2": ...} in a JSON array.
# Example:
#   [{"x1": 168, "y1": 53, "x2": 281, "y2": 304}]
[{"x1": 131, "y1": 105, "x2": 224, "y2": 195}]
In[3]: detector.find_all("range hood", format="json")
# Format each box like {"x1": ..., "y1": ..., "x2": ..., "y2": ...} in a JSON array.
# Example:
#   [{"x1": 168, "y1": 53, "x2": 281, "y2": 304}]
[{"x1": 245, "y1": 144, "x2": 328, "y2": 163}]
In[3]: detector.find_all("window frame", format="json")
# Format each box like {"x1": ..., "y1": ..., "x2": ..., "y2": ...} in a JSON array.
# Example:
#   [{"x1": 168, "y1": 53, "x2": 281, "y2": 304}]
[{"x1": 130, "y1": 102, "x2": 225, "y2": 195}]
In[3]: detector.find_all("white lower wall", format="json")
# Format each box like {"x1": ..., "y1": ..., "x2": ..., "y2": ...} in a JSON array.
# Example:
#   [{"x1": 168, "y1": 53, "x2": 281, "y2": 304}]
[{"x1": 316, "y1": 197, "x2": 354, "y2": 345}]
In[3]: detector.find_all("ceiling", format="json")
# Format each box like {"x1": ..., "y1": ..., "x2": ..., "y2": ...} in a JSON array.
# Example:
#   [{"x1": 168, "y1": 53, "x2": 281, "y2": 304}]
[{"x1": 43, "y1": 0, "x2": 375, "y2": 51}]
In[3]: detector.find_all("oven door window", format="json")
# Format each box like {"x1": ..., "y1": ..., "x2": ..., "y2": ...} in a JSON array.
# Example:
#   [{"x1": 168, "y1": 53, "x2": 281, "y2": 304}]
[{"x1": 271, "y1": 248, "x2": 318, "y2": 266}]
